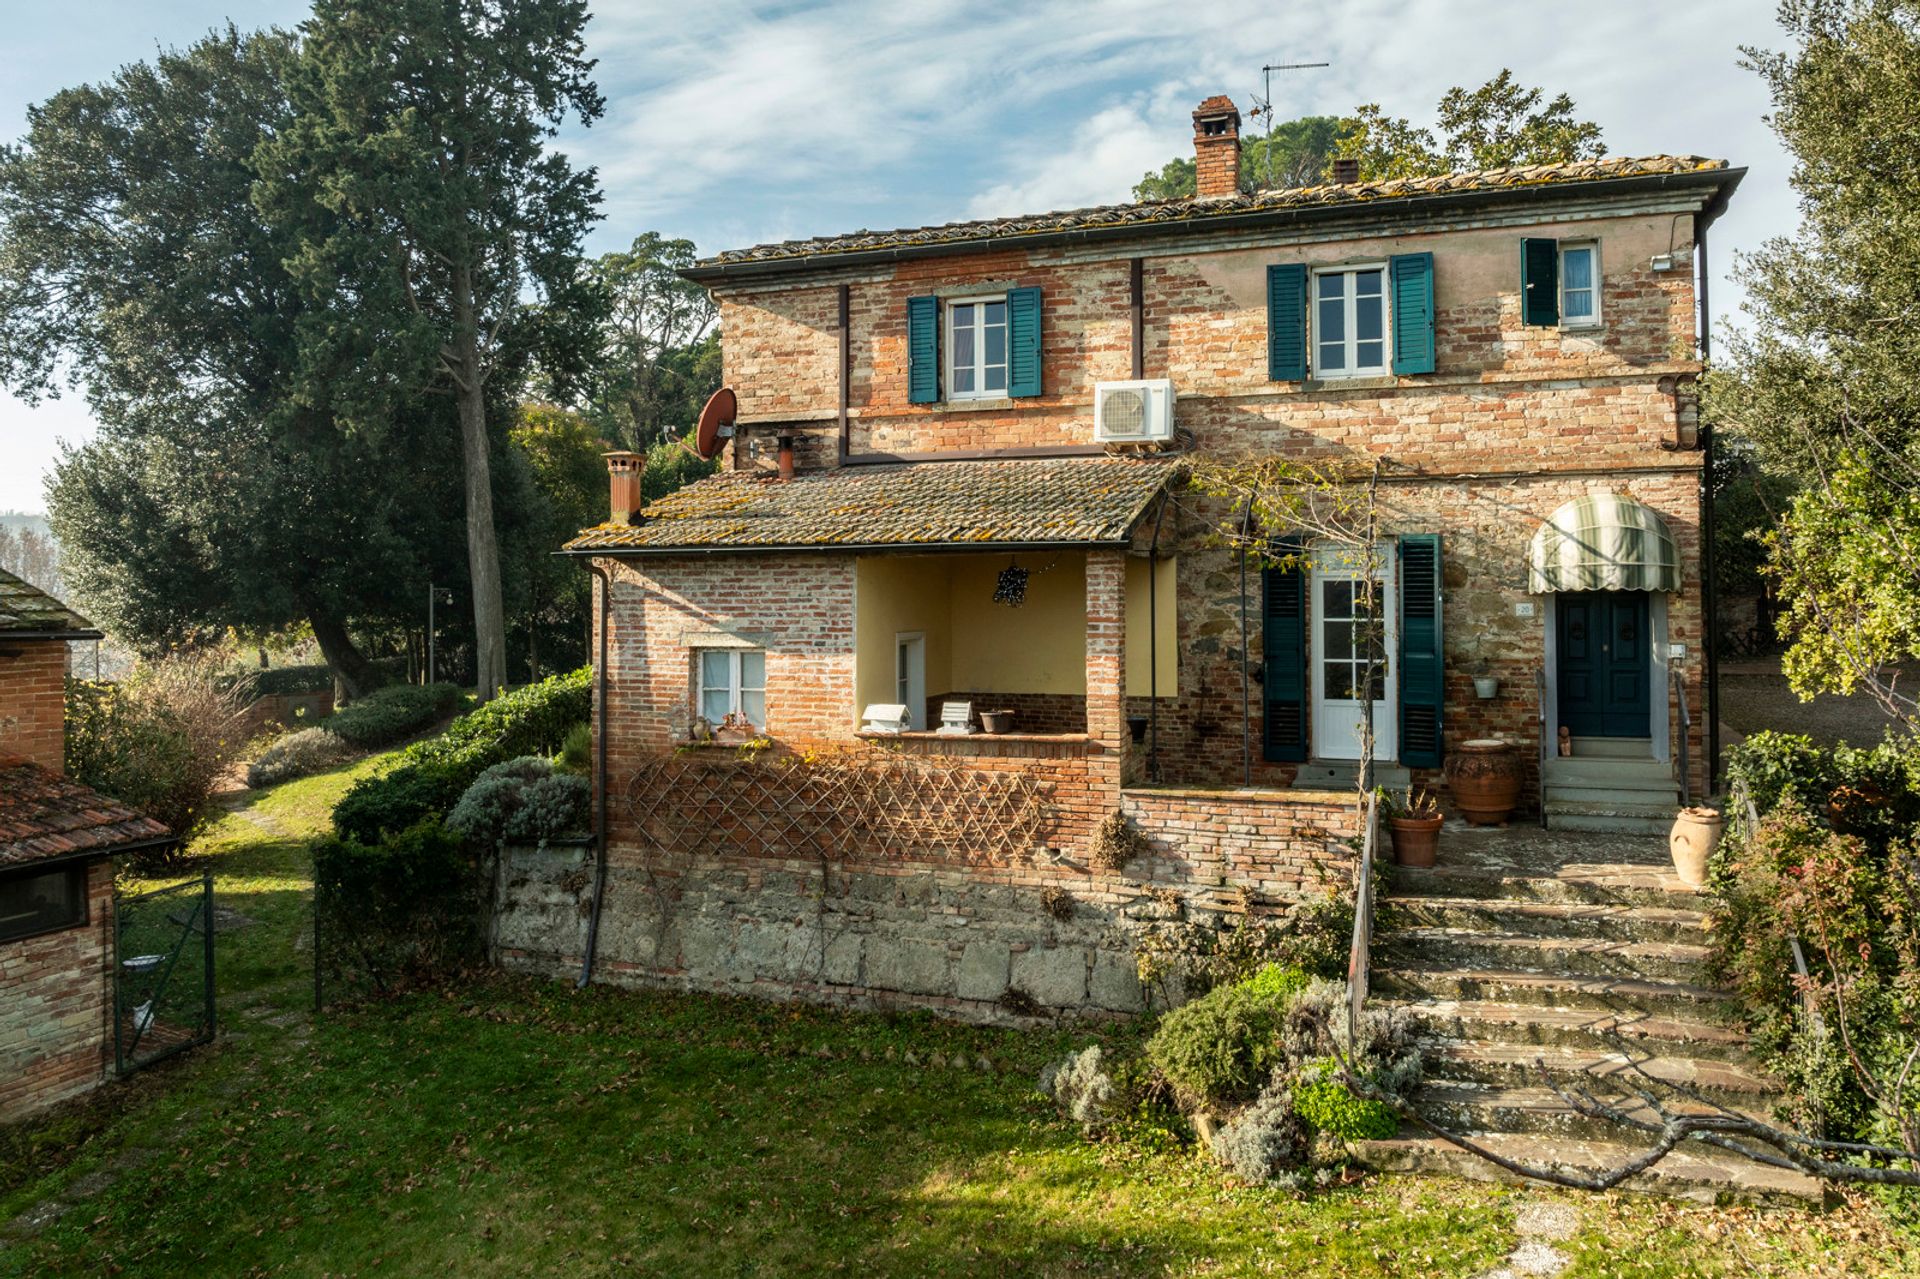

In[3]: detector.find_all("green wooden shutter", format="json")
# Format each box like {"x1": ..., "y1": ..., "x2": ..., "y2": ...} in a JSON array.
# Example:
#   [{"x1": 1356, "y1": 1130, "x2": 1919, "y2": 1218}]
[
  {"x1": 1007, "y1": 286, "x2": 1042, "y2": 397},
  {"x1": 1261, "y1": 539, "x2": 1309, "y2": 762},
  {"x1": 1399, "y1": 533, "x2": 1444, "y2": 769},
  {"x1": 1520, "y1": 238, "x2": 1559, "y2": 327},
  {"x1": 1267, "y1": 264, "x2": 1308, "y2": 381},
  {"x1": 1389, "y1": 252, "x2": 1435, "y2": 375},
  {"x1": 907, "y1": 295, "x2": 939, "y2": 404}
]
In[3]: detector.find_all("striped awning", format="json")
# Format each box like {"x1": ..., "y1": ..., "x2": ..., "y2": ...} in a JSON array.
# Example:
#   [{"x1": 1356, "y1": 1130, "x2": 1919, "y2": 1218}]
[{"x1": 1527, "y1": 494, "x2": 1680, "y2": 593}]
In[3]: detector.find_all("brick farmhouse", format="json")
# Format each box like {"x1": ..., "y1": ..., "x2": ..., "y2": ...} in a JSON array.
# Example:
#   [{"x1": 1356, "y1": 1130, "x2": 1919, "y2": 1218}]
[
  {"x1": 500, "y1": 98, "x2": 1744, "y2": 1020},
  {"x1": 0, "y1": 568, "x2": 170, "y2": 1122}
]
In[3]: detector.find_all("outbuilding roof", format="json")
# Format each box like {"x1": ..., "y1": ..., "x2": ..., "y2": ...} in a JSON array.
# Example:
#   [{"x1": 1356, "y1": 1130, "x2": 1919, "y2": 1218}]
[
  {"x1": 0, "y1": 567, "x2": 100, "y2": 639},
  {"x1": 686, "y1": 156, "x2": 1736, "y2": 277},
  {"x1": 565, "y1": 455, "x2": 1182, "y2": 554},
  {"x1": 0, "y1": 758, "x2": 172, "y2": 869}
]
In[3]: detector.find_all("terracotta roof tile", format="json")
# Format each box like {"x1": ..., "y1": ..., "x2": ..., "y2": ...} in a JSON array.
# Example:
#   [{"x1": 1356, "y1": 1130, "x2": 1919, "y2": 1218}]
[
  {"x1": 0, "y1": 567, "x2": 98, "y2": 636},
  {"x1": 697, "y1": 156, "x2": 1730, "y2": 268},
  {"x1": 566, "y1": 455, "x2": 1182, "y2": 553},
  {"x1": 0, "y1": 760, "x2": 171, "y2": 868}
]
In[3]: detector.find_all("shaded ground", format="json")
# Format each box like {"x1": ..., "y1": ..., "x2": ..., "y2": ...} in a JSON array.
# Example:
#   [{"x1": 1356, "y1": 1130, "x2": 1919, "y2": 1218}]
[
  {"x1": 1718, "y1": 662, "x2": 1905, "y2": 749},
  {"x1": 0, "y1": 756, "x2": 1912, "y2": 1277}
]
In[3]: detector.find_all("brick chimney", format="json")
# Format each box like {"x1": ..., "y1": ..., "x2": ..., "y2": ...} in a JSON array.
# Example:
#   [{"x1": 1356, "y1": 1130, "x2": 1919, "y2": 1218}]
[
  {"x1": 1191, "y1": 95, "x2": 1241, "y2": 198},
  {"x1": 604, "y1": 451, "x2": 643, "y2": 525}
]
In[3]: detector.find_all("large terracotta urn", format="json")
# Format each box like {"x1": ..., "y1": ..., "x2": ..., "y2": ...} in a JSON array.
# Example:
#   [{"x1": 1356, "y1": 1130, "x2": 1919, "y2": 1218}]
[
  {"x1": 1669, "y1": 807, "x2": 1723, "y2": 889},
  {"x1": 1444, "y1": 739, "x2": 1525, "y2": 826}
]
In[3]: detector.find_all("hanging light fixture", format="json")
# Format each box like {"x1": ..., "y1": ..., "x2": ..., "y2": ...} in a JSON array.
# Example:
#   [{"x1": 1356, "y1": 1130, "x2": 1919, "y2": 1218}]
[{"x1": 993, "y1": 557, "x2": 1030, "y2": 607}]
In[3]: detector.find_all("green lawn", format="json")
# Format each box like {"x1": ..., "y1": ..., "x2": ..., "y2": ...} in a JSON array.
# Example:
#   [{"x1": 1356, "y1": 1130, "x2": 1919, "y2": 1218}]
[{"x1": 0, "y1": 756, "x2": 1911, "y2": 1278}]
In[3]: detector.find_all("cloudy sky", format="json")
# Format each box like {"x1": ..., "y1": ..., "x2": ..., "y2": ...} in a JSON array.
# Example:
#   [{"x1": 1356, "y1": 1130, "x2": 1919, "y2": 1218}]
[{"x1": 0, "y1": 0, "x2": 1793, "y2": 513}]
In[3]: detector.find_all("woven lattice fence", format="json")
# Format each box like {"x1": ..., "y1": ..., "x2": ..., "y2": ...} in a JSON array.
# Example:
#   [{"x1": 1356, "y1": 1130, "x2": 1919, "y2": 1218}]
[{"x1": 622, "y1": 752, "x2": 1055, "y2": 865}]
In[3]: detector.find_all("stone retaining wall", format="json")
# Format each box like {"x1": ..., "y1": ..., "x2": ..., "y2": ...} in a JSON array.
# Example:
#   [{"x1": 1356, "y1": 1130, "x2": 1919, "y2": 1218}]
[{"x1": 491, "y1": 785, "x2": 1358, "y2": 1022}]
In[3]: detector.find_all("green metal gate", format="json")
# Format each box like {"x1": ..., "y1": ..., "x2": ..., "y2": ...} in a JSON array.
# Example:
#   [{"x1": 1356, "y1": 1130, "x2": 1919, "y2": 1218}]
[{"x1": 114, "y1": 874, "x2": 215, "y2": 1074}]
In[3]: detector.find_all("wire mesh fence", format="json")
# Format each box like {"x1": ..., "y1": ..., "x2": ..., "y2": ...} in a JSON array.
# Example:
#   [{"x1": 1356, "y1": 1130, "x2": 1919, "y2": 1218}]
[{"x1": 114, "y1": 874, "x2": 215, "y2": 1074}]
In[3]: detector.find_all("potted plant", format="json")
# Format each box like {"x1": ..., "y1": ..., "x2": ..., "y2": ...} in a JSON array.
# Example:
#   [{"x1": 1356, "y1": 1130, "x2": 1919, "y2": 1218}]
[
  {"x1": 712, "y1": 710, "x2": 757, "y2": 745},
  {"x1": 1385, "y1": 786, "x2": 1444, "y2": 868},
  {"x1": 1668, "y1": 805, "x2": 1723, "y2": 888}
]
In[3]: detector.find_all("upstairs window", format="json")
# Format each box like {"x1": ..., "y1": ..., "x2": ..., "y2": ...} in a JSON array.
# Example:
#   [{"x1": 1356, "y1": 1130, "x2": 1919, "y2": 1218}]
[
  {"x1": 699, "y1": 649, "x2": 766, "y2": 729},
  {"x1": 1559, "y1": 241, "x2": 1600, "y2": 326},
  {"x1": 946, "y1": 297, "x2": 1008, "y2": 400},
  {"x1": 1313, "y1": 265, "x2": 1390, "y2": 377}
]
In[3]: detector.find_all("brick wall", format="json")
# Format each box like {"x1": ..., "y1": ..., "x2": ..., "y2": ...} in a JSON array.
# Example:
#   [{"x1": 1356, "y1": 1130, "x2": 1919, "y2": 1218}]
[
  {"x1": 0, "y1": 857, "x2": 112, "y2": 1122},
  {"x1": 0, "y1": 640, "x2": 69, "y2": 773}
]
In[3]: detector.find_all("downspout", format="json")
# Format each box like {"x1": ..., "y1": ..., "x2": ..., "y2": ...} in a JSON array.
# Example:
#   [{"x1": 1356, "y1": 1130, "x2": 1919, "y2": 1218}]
[
  {"x1": 837, "y1": 283, "x2": 851, "y2": 466},
  {"x1": 1697, "y1": 214, "x2": 1722, "y2": 793},
  {"x1": 1129, "y1": 258, "x2": 1144, "y2": 379},
  {"x1": 577, "y1": 561, "x2": 612, "y2": 989},
  {"x1": 1147, "y1": 493, "x2": 1170, "y2": 783},
  {"x1": 1239, "y1": 496, "x2": 1255, "y2": 785}
]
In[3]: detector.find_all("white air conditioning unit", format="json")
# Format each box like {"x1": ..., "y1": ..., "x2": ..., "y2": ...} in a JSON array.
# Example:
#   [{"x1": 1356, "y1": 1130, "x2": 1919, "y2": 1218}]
[{"x1": 1093, "y1": 379, "x2": 1176, "y2": 443}]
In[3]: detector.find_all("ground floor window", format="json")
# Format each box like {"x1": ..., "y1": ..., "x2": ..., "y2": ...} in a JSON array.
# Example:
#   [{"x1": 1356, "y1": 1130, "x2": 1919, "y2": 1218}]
[
  {"x1": 699, "y1": 649, "x2": 767, "y2": 729},
  {"x1": 0, "y1": 863, "x2": 87, "y2": 943}
]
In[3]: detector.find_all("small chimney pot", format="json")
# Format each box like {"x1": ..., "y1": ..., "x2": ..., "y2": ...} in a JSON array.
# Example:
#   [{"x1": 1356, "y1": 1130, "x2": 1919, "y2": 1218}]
[
  {"x1": 1332, "y1": 157, "x2": 1361, "y2": 185},
  {"x1": 776, "y1": 435, "x2": 796, "y2": 482},
  {"x1": 603, "y1": 450, "x2": 644, "y2": 525}
]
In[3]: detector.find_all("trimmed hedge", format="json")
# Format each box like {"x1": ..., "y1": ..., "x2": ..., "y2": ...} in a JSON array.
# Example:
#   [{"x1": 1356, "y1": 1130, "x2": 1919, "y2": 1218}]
[
  {"x1": 332, "y1": 667, "x2": 592, "y2": 844},
  {"x1": 321, "y1": 683, "x2": 467, "y2": 749}
]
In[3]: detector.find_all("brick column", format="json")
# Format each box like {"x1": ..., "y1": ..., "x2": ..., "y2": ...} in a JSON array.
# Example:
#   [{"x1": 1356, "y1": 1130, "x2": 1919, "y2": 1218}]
[{"x1": 1085, "y1": 550, "x2": 1127, "y2": 799}]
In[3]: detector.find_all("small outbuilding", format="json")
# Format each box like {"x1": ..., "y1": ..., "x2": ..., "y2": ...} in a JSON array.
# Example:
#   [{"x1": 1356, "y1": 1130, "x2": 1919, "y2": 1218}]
[{"x1": 0, "y1": 567, "x2": 171, "y2": 1122}]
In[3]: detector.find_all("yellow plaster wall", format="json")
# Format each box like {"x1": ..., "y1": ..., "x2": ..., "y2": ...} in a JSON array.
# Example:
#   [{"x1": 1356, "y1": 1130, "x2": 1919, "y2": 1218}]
[
  {"x1": 949, "y1": 554, "x2": 1087, "y2": 693},
  {"x1": 1125, "y1": 555, "x2": 1179, "y2": 697},
  {"x1": 853, "y1": 556, "x2": 954, "y2": 719}
]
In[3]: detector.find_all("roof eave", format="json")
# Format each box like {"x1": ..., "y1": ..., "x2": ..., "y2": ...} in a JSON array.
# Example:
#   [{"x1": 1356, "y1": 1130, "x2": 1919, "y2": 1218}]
[
  {"x1": 0, "y1": 833, "x2": 174, "y2": 874},
  {"x1": 562, "y1": 536, "x2": 1137, "y2": 558},
  {"x1": 1, "y1": 628, "x2": 105, "y2": 642},
  {"x1": 681, "y1": 167, "x2": 1747, "y2": 284}
]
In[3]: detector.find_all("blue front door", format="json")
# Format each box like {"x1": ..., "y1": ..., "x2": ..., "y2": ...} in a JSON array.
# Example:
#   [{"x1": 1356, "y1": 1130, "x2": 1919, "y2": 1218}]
[{"x1": 1557, "y1": 591, "x2": 1651, "y2": 738}]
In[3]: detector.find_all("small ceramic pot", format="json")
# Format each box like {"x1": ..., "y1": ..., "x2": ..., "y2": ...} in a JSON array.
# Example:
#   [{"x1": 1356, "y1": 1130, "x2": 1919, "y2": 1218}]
[
  {"x1": 980, "y1": 710, "x2": 1015, "y2": 735},
  {"x1": 1444, "y1": 738, "x2": 1524, "y2": 826},
  {"x1": 1473, "y1": 676, "x2": 1499, "y2": 700},
  {"x1": 1669, "y1": 806, "x2": 1723, "y2": 888},
  {"x1": 1389, "y1": 815, "x2": 1443, "y2": 868}
]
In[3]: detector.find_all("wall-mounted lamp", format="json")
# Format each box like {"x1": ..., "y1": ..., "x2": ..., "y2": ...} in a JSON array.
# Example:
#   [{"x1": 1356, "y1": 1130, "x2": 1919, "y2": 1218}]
[{"x1": 1650, "y1": 253, "x2": 1676, "y2": 272}]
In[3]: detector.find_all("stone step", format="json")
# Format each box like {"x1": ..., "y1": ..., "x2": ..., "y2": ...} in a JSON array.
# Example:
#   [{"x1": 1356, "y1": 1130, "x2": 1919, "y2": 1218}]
[
  {"x1": 1373, "y1": 966, "x2": 1732, "y2": 1019},
  {"x1": 1378, "y1": 897, "x2": 1710, "y2": 945},
  {"x1": 1392, "y1": 997, "x2": 1750, "y2": 1061},
  {"x1": 1386, "y1": 861, "x2": 1689, "y2": 909},
  {"x1": 1419, "y1": 1039, "x2": 1779, "y2": 1100},
  {"x1": 1544, "y1": 781, "x2": 1680, "y2": 806},
  {"x1": 1543, "y1": 756, "x2": 1682, "y2": 785},
  {"x1": 1380, "y1": 928, "x2": 1715, "y2": 983},
  {"x1": 1570, "y1": 736, "x2": 1656, "y2": 759},
  {"x1": 1354, "y1": 1132, "x2": 1821, "y2": 1205},
  {"x1": 1414, "y1": 1081, "x2": 1768, "y2": 1145},
  {"x1": 1544, "y1": 803, "x2": 1677, "y2": 837}
]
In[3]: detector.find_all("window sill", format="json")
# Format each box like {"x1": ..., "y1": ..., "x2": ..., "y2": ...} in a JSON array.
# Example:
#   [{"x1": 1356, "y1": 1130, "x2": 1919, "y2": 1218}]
[
  {"x1": 935, "y1": 396, "x2": 1018, "y2": 413},
  {"x1": 1304, "y1": 374, "x2": 1397, "y2": 392}
]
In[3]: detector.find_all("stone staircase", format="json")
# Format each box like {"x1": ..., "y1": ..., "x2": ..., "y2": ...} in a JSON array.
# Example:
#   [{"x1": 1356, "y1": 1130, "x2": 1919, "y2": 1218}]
[
  {"x1": 1542, "y1": 738, "x2": 1679, "y2": 836},
  {"x1": 1356, "y1": 824, "x2": 1820, "y2": 1203}
]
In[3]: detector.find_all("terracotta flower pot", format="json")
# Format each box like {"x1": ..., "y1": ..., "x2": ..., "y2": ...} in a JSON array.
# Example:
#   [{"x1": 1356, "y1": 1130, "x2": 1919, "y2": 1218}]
[
  {"x1": 1669, "y1": 806, "x2": 1723, "y2": 889},
  {"x1": 1389, "y1": 815, "x2": 1443, "y2": 868},
  {"x1": 980, "y1": 710, "x2": 1015, "y2": 735},
  {"x1": 1443, "y1": 738, "x2": 1524, "y2": 826}
]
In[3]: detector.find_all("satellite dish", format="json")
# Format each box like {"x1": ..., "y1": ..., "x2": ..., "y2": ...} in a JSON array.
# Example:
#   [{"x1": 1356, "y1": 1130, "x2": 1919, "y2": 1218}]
[{"x1": 694, "y1": 386, "x2": 737, "y2": 461}]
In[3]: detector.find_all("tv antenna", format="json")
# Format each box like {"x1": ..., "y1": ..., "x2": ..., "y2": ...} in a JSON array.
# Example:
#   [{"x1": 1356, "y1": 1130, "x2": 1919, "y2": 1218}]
[{"x1": 1249, "y1": 61, "x2": 1330, "y2": 189}]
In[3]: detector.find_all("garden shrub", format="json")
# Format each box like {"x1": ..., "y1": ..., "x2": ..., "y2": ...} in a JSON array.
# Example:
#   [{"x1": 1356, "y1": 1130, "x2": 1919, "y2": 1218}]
[
  {"x1": 1145, "y1": 964, "x2": 1302, "y2": 1109},
  {"x1": 1209, "y1": 1085, "x2": 1310, "y2": 1187},
  {"x1": 313, "y1": 818, "x2": 482, "y2": 998},
  {"x1": 320, "y1": 682, "x2": 465, "y2": 749},
  {"x1": 1039, "y1": 1045, "x2": 1118, "y2": 1135},
  {"x1": 446, "y1": 756, "x2": 590, "y2": 846},
  {"x1": 1291, "y1": 1063, "x2": 1401, "y2": 1143},
  {"x1": 559, "y1": 721, "x2": 591, "y2": 773},
  {"x1": 332, "y1": 667, "x2": 592, "y2": 843},
  {"x1": 1134, "y1": 885, "x2": 1352, "y2": 1004},
  {"x1": 247, "y1": 726, "x2": 356, "y2": 788},
  {"x1": 64, "y1": 652, "x2": 252, "y2": 868}
]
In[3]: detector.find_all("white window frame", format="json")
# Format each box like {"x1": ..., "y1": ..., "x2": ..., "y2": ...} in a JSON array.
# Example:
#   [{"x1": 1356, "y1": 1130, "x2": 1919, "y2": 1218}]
[
  {"x1": 895, "y1": 632, "x2": 926, "y2": 731},
  {"x1": 1310, "y1": 262, "x2": 1392, "y2": 379},
  {"x1": 696, "y1": 648, "x2": 767, "y2": 728},
  {"x1": 944, "y1": 294, "x2": 1009, "y2": 401},
  {"x1": 1558, "y1": 240, "x2": 1601, "y2": 328}
]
